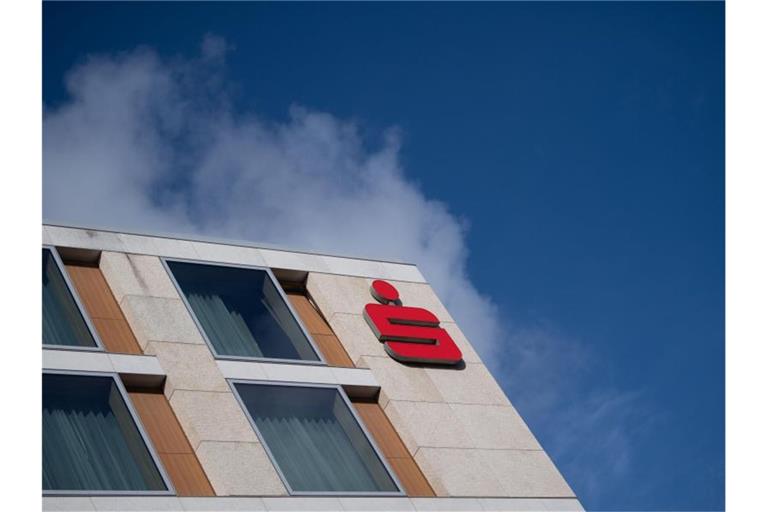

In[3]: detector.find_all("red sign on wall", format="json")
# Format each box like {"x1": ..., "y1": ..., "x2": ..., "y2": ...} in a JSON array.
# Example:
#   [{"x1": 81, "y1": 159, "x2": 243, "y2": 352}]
[{"x1": 363, "y1": 280, "x2": 463, "y2": 365}]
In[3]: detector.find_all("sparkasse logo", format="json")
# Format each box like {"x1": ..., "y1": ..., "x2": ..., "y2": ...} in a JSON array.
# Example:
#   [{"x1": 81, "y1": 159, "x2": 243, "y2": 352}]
[{"x1": 363, "y1": 280, "x2": 463, "y2": 365}]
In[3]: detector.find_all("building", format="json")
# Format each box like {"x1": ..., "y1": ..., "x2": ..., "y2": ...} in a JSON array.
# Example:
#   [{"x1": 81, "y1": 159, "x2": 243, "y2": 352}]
[{"x1": 42, "y1": 223, "x2": 583, "y2": 512}]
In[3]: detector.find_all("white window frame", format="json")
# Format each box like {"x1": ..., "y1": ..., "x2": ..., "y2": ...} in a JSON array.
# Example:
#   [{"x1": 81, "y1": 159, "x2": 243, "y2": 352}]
[
  {"x1": 229, "y1": 379, "x2": 405, "y2": 497},
  {"x1": 42, "y1": 369, "x2": 175, "y2": 496},
  {"x1": 42, "y1": 246, "x2": 105, "y2": 352},
  {"x1": 162, "y1": 257, "x2": 327, "y2": 366}
]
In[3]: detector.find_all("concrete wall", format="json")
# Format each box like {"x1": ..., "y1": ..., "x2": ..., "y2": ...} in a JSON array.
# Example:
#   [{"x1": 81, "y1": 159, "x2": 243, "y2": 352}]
[
  {"x1": 307, "y1": 273, "x2": 575, "y2": 499},
  {"x1": 44, "y1": 224, "x2": 578, "y2": 504},
  {"x1": 99, "y1": 251, "x2": 287, "y2": 497}
]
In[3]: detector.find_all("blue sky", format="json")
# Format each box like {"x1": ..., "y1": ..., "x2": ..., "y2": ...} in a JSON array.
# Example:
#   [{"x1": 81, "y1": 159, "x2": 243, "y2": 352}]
[{"x1": 43, "y1": 2, "x2": 724, "y2": 510}]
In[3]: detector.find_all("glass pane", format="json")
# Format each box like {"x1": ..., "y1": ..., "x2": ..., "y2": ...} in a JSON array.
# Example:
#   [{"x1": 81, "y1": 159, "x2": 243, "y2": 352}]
[
  {"x1": 168, "y1": 261, "x2": 319, "y2": 361},
  {"x1": 42, "y1": 249, "x2": 97, "y2": 347},
  {"x1": 43, "y1": 373, "x2": 167, "y2": 492},
  {"x1": 235, "y1": 383, "x2": 398, "y2": 493}
]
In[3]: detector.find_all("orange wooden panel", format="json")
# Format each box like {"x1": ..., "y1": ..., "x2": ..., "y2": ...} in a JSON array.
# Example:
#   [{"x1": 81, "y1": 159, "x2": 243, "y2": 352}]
[
  {"x1": 388, "y1": 457, "x2": 435, "y2": 497},
  {"x1": 64, "y1": 262, "x2": 142, "y2": 354},
  {"x1": 160, "y1": 453, "x2": 215, "y2": 497},
  {"x1": 351, "y1": 400, "x2": 435, "y2": 496},
  {"x1": 287, "y1": 294, "x2": 333, "y2": 335},
  {"x1": 353, "y1": 402, "x2": 410, "y2": 459},
  {"x1": 128, "y1": 392, "x2": 192, "y2": 454},
  {"x1": 91, "y1": 317, "x2": 142, "y2": 355},
  {"x1": 64, "y1": 264, "x2": 123, "y2": 320},
  {"x1": 286, "y1": 292, "x2": 354, "y2": 367},
  {"x1": 127, "y1": 389, "x2": 215, "y2": 497},
  {"x1": 312, "y1": 334, "x2": 354, "y2": 368}
]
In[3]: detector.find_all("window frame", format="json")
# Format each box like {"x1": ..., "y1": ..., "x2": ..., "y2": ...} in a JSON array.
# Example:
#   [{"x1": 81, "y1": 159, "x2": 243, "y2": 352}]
[
  {"x1": 228, "y1": 379, "x2": 405, "y2": 497},
  {"x1": 42, "y1": 369, "x2": 176, "y2": 497},
  {"x1": 161, "y1": 257, "x2": 327, "y2": 366},
  {"x1": 42, "y1": 245, "x2": 105, "y2": 352}
]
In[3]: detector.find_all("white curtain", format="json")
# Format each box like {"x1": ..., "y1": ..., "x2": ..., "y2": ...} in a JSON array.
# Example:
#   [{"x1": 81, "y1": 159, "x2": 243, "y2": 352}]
[
  {"x1": 238, "y1": 384, "x2": 397, "y2": 493},
  {"x1": 42, "y1": 249, "x2": 95, "y2": 347},
  {"x1": 169, "y1": 260, "x2": 319, "y2": 360},
  {"x1": 43, "y1": 374, "x2": 166, "y2": 491}
]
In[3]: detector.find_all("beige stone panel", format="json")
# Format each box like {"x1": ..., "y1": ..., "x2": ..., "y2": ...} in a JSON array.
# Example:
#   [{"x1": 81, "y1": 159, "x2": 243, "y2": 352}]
[
  {"x1": 541, "y1": 499, "x2": 585, "y2": 511},
  {"x1": 380, "y1": 264, "x2": 427, "y2": 284},
  {"x1": 42, "y1": 226, "x2": 53, "y2": 245},
  {"x1": 440, "y1": 322, "x2": 483, "y2": 364},
  {"x1": 414, "y1": 448, "x2": 501, "y2": 497},
  {"x1": 320, "y1": 255, "x2": 387, "y2": 279},
  {"x1": 170, "y1": 390, "x2": 259, "y2": 449},
  {"x1": 385, "y1": 400, "x2": 474, "y2": 455},
  {"x1": 178, "y1": 497, "x2": 267, "y2": 511},
  {"x1": 483, "y1": 450, "x2": 575, "y2": 498},
  {"x1": 327, "y1": 313, "x2": 388, "y2": 362},
  {"x1": 120, "y1": 296, "x2": 205, "y2": 348},
  {"x1": 100, "y1": 252, "x2": 179, "y2": 303},
  {"x1": 359, "y1": 356, "x2": 443, "y2": 403},
  {"x1": 307, "y1": 273, "x2": 455, "y2": 323},
  {"x1": 388, "y1": 281, "x2": 455, "y2": 323},
  {"x1": 410, "y1": 497, "x2": 484, "y2": 511},
  {"x1": 262, "y1": 497, "x2": 343, "y2": 511},
  {"x1": 196, "y1": 441, "x2": 287, "y2": 496},
  {"x1": 426, "y1": 363, "x2": 510, "y2": 406},
  {"x1": 151, "y1": 237, "x2": 200, "y2": 259},
  {"x1": 191, "y1": 242, "x2": 267, "y2": 267},
  {"x1": 449, "y1": 404, "x2": 542, "y2": 451},
  {"x1": 477, "y1": 498, "x2": 551, "y2": 511},
  {"x1": 89, "y1": 496, "x2": 183, "y2": 511},
  {"x1": 338, "y1": 497, "x2": 415, "y2": 511},
  {"x1": 46, "y1": 226, "x2": 126, "y2": 252},
  {"x1": 117, "y1": 233, "x2": 161, "y2": 255},
  {"x1": 43, "y1": 497, "x2": 97, "y2": 511},
  {"x1": 260, "y1": 249, "x2": 331, "y2": 274},
  {"x1": 144, "y1": 341, "x2": 228, "y2": 397},
  {"x1": 306, "y1": 273, "x2": 372, "y2": 318}
]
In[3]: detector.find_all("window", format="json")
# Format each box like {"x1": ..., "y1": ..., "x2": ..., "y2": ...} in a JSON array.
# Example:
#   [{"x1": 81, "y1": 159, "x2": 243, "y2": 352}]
[
  {"x1": 43, "y1": 372, "x2": 169, "y2": 493},
  {"x1": 42, "y1": 248, "x2": 98, "y2": 348},
  {"x1": 232, "y1": 382, "x2": 400, "y2": 494},
  {"x1": 166, "y1": 260, "x2": 320, "y2": 362}
]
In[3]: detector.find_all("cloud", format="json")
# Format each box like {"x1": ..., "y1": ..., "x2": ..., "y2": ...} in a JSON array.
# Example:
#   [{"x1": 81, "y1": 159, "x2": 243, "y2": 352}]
[
  {"x1": 43, "y1": 37, "x2": 647, "y2": 507},
  {"x1": 43, "y1": 40, "x2": 503, "y2": 358}
]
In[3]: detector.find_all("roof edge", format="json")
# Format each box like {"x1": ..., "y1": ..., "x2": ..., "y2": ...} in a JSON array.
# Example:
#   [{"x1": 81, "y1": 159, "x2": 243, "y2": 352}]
[{"x1": 42, "y1": 220, "x2": 419, "y2": 268}]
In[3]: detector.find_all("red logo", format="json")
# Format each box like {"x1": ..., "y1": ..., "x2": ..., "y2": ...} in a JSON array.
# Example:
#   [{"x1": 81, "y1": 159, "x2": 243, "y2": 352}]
[{"x1": 363, "y1": 280, "x2": 463, "y2": 365}]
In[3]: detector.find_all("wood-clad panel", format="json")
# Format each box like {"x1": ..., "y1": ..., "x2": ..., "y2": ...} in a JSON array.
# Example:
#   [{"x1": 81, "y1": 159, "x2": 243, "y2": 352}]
[
  {"x1": 352, "y1": 400, "x2": 436, "y2": 497},
  {"x1": 90, "y1": 318, "x2": 142, "y2": 355},
  {"x1": 287, "y1": 294, "x2": 333, "y2": 335},
  {"x1": 311, "y1": 334, "x2": 355, "y2": 368},
  {"x1": 64, "y1": 262, "x2": 142, "y2": 354},
  {"x1": 387, "y1": 457, "x2": 436, "y2": 497},
  {"x1": 285, "y1": 292, "x2": 354, "y2": 367},
  {"x1": 128, "y1": 392, "x2": 192, "y2": 454},
  {"x1": 160, "y1": 453, "x2": 215, "y2": 497},
  {"x1": 63, "y1": 265, "x2": 123, "y2": 319},
  {"x1": 128, "y1": 389, "x2": 215, "y2": 497},
  {"x1": 353, "y1": 402, "x2": 410, "y2": 459}
]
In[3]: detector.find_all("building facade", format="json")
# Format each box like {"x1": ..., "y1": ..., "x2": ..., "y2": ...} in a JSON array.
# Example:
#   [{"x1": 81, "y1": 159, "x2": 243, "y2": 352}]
[{"x1": 42, "y1": 224, "x2": 582, "y2": 512}]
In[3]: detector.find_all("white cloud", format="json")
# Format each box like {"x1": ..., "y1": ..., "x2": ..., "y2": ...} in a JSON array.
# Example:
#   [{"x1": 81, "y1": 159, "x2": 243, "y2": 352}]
[
  {"x1": 43, "y1": 38, "x2": 646, "y2": 505},
  {"x1": 43, "y1": 40, "x2": 503, "y2": 358}
]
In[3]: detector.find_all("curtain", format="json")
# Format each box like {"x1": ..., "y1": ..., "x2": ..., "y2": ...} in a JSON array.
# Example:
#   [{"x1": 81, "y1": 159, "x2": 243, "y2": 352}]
[
  {"x1": 43, "y1": 374, "x2": 166, "y2": 491},
  {"x1": 260, "y1": 277, "x2": 319, "y2": 360},
  {"x1": 42, "y1": 249, "x2": 95, "y2": 347},
  {"x1": 187, "y1": 292, "x2": 265, "y2": 357},
  {"x1": 169, "y1": 260, "x2": 318, "y2": 361},
  {"x1": 237, "y1": 384, "x2": 397, "y2": 493}
]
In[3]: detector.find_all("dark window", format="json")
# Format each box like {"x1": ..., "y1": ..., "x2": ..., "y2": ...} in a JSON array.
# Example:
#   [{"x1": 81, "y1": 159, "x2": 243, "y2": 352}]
[
  {"x1": 43, "y1": 373, "x2": 167, "y2": 492},
  {"x1": 167, "y1": 261, "x2": 320, "y2": 361},
  {"x1": 234, "y1": 383, "x2": 399, "y2": 493},
  {"x1": 42, "y1": 248, "x2": 97, "y2": 347}
]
